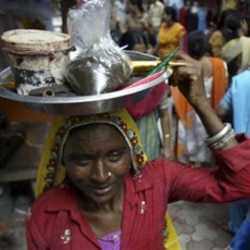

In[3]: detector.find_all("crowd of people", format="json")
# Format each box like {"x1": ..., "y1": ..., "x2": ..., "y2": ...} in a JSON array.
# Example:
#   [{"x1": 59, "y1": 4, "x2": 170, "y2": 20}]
[{"x1": 111, "y1": 0, "x2": 250, "y2": 248}]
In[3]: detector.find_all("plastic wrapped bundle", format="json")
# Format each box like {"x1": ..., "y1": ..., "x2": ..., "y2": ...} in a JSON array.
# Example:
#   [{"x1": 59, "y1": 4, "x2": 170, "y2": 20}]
[{"x1": 65, "y1": 0, "x2": 132, "y2": 95}]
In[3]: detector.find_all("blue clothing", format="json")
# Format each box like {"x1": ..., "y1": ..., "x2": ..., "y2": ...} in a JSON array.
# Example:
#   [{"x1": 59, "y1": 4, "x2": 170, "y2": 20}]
[
  {"x1": 220, "y1": 69, "x2": 250, "y2": 136},
  {"x1": 220, "y1": 69, "x2": 250, "y2": 234},
  {"x1": 230, "y1": 216, "x2": 250, "y2": 250},
  {"x1": 197, "y1": 7, "x2": 207, "y2": 31},
  {"x1": 228, "y1": 200, "x2": 250, "y2": 234}
]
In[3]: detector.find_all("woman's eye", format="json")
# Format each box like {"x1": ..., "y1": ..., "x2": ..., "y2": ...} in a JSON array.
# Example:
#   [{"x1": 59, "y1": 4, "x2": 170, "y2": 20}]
[
  {"x1": 76, "y1": 159, "x2": 90, "y2": 166},
  {"x1": 108, "y1": 152, "x2": 122, "y2": 162},
  {"x1": 73, "y1": 156, "x2": 91, "y2": 166}
]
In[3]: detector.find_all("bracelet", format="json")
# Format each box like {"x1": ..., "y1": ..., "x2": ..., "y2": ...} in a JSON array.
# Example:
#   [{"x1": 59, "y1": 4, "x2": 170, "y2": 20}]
[
  {"x1": 205, "y1": 123, "x2": 232, "y2": 145},
  {"x1": 164, "y1": 134, "x2": 171, "y2": 139},
  {"x1": 209, "y1": 128, "x2": 235, "y2": 151}
]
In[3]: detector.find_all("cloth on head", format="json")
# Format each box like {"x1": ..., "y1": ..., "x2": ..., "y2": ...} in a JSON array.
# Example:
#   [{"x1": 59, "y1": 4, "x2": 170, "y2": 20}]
[
  {"x1": 35, "y1": 109, "x2": 147, "y2": 197},
  {"x1": 222, "y1": 36, "x2": 250, "y2": 72}
]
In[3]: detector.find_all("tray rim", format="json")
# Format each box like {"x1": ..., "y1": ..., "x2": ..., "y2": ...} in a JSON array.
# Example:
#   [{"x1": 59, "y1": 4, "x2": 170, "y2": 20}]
[{"x1": 0, "y1": 67, "x2": 171, "y2": 105}]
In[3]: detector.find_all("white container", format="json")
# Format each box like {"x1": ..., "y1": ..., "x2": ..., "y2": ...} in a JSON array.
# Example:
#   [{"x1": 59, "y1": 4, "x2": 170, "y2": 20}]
[{"x1": 1, "y1": 29, "x2": 73, "y2": 95}]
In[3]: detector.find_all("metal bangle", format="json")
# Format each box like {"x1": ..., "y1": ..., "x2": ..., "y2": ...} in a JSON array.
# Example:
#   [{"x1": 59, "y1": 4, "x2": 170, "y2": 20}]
[
  {"x1": 209, "y1": 128, "x2": 235, "y2": 151},
  {"x1": 205, "y1": 123, "x2": 232, "y2": 145}
]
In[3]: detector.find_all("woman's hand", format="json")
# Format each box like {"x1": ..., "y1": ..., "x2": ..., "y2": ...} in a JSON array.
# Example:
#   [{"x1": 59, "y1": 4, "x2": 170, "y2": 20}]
[{"x1": 169, "y1": 51, "x2": 207, "y2": 107}]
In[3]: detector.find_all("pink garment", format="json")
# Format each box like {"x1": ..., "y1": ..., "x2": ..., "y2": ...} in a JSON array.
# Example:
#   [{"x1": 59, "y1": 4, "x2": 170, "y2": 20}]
[
  {"x1": 98, "y1": 231, "x2": 121, "y2": 250},
  {"x1": 26, "y1": 134, "x2": 250, "y2": 249}
]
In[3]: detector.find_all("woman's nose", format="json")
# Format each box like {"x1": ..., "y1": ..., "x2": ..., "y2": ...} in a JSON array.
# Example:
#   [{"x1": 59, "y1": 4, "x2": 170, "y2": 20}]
[{"x1": 91, "y1": 160, "x2": 110, "y2": 182}]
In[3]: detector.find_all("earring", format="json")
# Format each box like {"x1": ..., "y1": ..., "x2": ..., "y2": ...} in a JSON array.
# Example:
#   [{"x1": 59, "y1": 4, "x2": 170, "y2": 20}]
[{"x1": 108, "y1": 172, "x2": 112, "y2": 177}]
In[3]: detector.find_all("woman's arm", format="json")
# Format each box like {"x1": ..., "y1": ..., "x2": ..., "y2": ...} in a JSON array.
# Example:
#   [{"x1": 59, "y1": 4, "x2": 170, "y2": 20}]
[
  {"x1": 178, "y1": 36, "x2": 185, "y2": 52},
  {"x1": 158, "y1": 90, "x2": 174, "y2": 160},
  {"x1": 159, "y1": 108, "x2": 173, "y2": 159}
]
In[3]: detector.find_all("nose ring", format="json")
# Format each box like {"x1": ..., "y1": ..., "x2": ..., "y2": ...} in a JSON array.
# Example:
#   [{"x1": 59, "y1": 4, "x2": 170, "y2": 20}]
[{"x1": 108, "y1": 172, "x2": 112, "y2": 177}]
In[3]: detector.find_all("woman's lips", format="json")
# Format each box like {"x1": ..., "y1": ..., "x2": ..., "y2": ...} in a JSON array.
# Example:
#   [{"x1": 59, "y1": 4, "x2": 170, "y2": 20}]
[{"x1": 92, "y1": 185, "x2": 113, "y2": 196}]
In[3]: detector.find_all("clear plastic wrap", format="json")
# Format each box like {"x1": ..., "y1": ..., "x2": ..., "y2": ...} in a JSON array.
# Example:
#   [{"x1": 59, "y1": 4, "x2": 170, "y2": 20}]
[{"x1": 65, "y1": 0, "x2": 132, "y2": 95}]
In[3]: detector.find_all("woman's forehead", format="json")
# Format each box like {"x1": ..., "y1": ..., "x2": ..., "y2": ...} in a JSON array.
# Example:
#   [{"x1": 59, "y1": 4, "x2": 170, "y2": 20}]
[{"x1": 68, "y1": 123, "x2": 125, "y2": 141}]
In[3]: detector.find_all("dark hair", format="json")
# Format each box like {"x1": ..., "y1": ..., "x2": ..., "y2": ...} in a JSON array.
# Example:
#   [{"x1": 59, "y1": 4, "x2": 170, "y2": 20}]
[
  {"x1": 164, "y1": 6, "x2": 177, "y2": 22},
  {"x1": 216, "y1": 9, "x2": 237, "y2": 30},
  {"x1": 188, "y1": 30, "x2": 209, "y2": 59},
  {"x1": 119, "y1": 30, "x2": 148, "y2": 50},
  {"x1": 224, "y1": 12, "x2": 245, "y2": 41},
  {"x1": 129, "y1": 0, "x2": 144, "y2": 13}
]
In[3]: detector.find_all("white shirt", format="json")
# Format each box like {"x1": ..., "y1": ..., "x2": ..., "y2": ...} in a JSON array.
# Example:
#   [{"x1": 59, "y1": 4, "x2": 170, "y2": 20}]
[{"x1": 148, "y1": 1, "x2": 165, "y2": 28}]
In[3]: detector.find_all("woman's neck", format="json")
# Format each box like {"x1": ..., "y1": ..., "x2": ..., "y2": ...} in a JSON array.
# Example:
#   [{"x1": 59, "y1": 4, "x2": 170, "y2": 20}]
[
  {"x1": 166, "y1": 20, "x2": 174, "y2": 27},
  {"x1": 75, "y1": 183, "x2": 125, "y2": 213}
]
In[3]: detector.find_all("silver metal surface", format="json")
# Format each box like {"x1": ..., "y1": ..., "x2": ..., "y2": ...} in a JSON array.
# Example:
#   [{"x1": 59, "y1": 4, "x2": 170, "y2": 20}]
[{"x1": 0, "y1": 51, "x2": 171, "y2": 116}]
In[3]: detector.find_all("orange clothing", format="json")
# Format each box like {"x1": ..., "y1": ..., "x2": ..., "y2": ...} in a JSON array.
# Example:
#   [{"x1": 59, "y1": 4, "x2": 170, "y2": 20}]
[{"x1": 158, "y1": 22, "x2": 186, "y2": 58}]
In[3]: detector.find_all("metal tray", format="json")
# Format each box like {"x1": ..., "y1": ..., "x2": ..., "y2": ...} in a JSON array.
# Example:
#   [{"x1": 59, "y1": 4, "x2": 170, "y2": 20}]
[{"x1": 0, "y1": 51, "x2": 171, "y2": 116}]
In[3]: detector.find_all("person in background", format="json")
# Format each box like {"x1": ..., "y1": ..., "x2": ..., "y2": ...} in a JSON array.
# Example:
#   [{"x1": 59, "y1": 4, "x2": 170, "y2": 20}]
[
  {"x1": 112, "y1": 0, "x2": 127, "y2": 35},
  {"x1": 125, "y1": 0, "x2": 158, "y2": 51},
  {"x1": 208, "y1": 8, "x2": 237, "y2": 58},
  {"x1": 125, "y1": 0, "x2": 149, "y2": 33},
  {"x1": 185, "y1": 0, "x2": 198, "y2": 33},
  {"x1": 197, "y1": 2, "x2": 208, "y2": 32},
  {"x1": 119, "y1": 30, "x2": 173, "y2": 160},
  {"x1": 156, "y1": 6, "x2": 186, "y2": 59},
  {"x1": 216, "y1": 67, "x2": 250, "y2": 236},
  {"x1": 172, "y1": 30, "x2": 228, "y2": 166},
  {"x1": 61, "y1": 0, "x2": 81, "y2": 33},
  {"x1": 26, "y1": 51, "x2": 250, "y2": 249},
  {"x1": 178, "y1": 0, "x2": 190, "y2": 30},
  {"x1": 221, "y1": 11, "x2": 250, "y2": 81},
  {"x1": 221, "y1": 0, "x2": 237, "y2": 11},
  {"x1": 147, "y1": 0, "x2": 165, "y2": 40}
]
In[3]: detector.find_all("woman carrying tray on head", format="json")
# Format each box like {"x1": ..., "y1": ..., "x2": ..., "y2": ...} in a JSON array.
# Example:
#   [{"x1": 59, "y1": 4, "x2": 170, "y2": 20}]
[{"x1": 26, "y1": 52, "x2": 250, "y2": 250}]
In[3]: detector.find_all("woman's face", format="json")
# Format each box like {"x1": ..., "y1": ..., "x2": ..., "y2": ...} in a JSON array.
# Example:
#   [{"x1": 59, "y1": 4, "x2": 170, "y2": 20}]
[
  {"x1": 163, "y1": 12, "x2": 172, "y2": 23},
  {"x1": 63, "y1": 124, "x2": 131, "y2": 204}
]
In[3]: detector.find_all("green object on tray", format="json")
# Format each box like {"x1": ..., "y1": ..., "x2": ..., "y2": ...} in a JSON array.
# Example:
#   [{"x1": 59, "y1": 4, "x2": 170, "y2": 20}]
[{"x1": 146, "y1": 47, "x2": 180, "y2": 76}]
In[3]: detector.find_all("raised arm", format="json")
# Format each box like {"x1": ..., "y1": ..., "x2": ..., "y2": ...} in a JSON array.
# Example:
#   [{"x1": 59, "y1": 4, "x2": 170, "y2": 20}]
[{"x1": 170, "y1": 52, "x2": 237, "y2": 151}]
